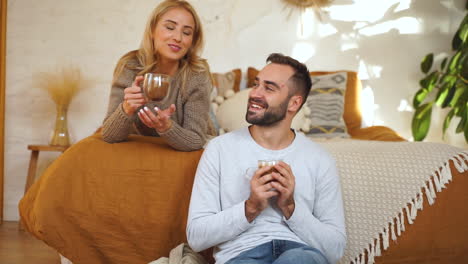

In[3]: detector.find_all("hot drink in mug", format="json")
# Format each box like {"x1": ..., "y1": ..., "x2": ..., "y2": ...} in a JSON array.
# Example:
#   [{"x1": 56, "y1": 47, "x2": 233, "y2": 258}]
[{"x1": 142, "y1": 73, "x2": 171, "y2": 101}]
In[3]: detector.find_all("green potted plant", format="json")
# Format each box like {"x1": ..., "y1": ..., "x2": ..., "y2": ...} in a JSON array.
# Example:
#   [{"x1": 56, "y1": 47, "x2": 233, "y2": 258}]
[{"x1": 412, "y1": 3, "x2": 468, "y2": 144}]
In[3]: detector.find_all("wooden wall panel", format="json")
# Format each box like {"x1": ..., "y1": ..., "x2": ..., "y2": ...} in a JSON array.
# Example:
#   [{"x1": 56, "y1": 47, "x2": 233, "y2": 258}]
[{"x1": 0, "y1": 0, "x2": 7, "y2": 222}]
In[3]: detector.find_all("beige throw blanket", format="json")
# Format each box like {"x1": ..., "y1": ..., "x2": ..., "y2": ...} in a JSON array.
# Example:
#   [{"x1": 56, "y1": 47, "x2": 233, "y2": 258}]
[
  {"x1": 316, "y1": 140, "x2": 468, "y2": 264},
  {"x1": 149, "y1": 243, "x2": 208, "y2": 264}
]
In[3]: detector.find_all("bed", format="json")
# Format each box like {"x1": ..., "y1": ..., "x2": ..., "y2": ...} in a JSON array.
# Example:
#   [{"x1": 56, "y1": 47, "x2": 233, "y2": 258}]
[{"x1": 19, "y1": 70, "x2": 468, "y2": 264}]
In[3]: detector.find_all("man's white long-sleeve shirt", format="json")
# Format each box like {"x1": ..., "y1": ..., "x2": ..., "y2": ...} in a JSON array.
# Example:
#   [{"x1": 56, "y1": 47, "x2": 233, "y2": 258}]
[{"x1": 187, "y1": 127, "x2": 346, "y2": 264}]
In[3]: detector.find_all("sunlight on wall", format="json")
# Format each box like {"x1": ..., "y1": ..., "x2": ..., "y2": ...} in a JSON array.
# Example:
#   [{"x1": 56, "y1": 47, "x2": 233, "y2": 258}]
[
  {"x1": 370, "y1": 65, "x2": 383, "y2": 78},
  {"x1": 361, "y1": 86, "x2": 377, "y2": 127},
  {"x1": 395, "y1": 0, "x2": 411, "y2": 12},
  {"x1": 291, "y1": 42, "x2": 316, "y2": 63},
  {"x1": 359, "y1": 17, "x2": 422, "y2": 36},
  {"x1": 328, "y1": 0, "x2": 407, "y2": 23},
  {"x1": 296, "y1": 9, "x2": 338, "y2": 39},
  {"x1": 319, "y1": 23, "x2": 339, "y2": 38},
  {"x1": 291, "y1": 0, "x2": 422, "y2": 129},
  {"x1": 374, "y1": 119, "x2": 385, "y2": 126},
  {"x1": 297, "y1": 9, "x2": 316, "y2": 39},
  {"x1": 358, "y1": 60, "x2": 370, "y2": 80},
  {"x1": 397, "y1": 99, "x2": 413, "y2": 112}
]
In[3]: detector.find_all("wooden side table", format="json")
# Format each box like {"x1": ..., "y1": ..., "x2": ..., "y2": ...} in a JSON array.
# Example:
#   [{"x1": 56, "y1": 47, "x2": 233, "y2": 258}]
[{"x1": 20, "y1": 145, "x2": 69, "y2": 230}]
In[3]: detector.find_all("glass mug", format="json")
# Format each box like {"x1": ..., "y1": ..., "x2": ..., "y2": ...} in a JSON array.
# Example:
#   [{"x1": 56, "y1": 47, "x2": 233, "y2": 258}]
[
  {"x1": 258, "y1": 159, "x2": 282, "y2": 191},
  {"x1": 245, "y1": 159, "x2": 283, "y2": 180},
  {"x1": 258, "y1": 160, "x2": 282, "y2": 173},
  {"x1": 142, "y1": 73, "x2": 171, "y2": 101}
]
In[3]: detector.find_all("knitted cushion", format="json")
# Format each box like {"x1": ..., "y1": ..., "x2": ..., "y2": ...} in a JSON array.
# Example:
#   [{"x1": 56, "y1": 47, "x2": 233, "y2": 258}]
[{"x1": 305, "y1": 72, "x2": 349, "y2": 138}]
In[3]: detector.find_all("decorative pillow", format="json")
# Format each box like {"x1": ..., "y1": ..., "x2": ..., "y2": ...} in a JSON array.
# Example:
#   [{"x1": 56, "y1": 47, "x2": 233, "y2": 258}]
[
  {"x1": 210, "y1": 69, "x2": 242, "y2": 135},
  {"x1": 247, "y1": 67, "x2": 259, "y2": 88},
  {"x1": 305, "y1": 72, "x2": 349, "y2": 138},
  {"x1": 215, "y1": 88, "x2": 308, "y2": 134},
  {"x1": 212, "y1": 69, "x2": 241, "y2": 95}
]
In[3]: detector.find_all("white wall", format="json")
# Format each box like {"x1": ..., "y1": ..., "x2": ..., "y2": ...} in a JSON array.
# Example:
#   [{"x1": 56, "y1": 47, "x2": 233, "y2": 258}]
[{"x1": 4, "y1": 0, "x2": 465, "y2": 220}]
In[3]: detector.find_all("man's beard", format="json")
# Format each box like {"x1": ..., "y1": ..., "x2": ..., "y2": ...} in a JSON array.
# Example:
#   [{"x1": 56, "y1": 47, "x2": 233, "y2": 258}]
[{"x1": 245, "y1": 97, "x2": 289, "y2": 126}]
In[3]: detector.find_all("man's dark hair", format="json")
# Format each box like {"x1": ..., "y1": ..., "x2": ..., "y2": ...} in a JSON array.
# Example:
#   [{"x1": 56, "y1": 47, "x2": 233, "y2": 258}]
[{"x1": 266, "y1": 53, "x2": 312, "y2": 110}]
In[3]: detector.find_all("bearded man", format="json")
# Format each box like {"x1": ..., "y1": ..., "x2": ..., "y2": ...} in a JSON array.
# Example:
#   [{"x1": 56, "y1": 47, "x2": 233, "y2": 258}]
[{"x1": 187, "y1": 53, "x2": 346, "y2": 264}]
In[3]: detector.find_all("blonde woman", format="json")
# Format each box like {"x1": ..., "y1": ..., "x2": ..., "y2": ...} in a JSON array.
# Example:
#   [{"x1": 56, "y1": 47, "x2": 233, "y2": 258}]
[{"x1": 102, "y1": 0, "x2": 213, "y2": 151}]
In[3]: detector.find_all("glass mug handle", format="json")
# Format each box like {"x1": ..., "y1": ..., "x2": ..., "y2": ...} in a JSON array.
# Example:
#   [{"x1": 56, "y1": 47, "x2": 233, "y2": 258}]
[{"x1": 244, "y1": 167, "x2": 257, "y2": 181}]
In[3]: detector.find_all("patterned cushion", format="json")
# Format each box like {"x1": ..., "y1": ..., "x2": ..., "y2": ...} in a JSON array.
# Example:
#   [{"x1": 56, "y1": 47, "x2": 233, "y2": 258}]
[{"x1": 305, "y1": 72, "x2": 349, "y2": 138}]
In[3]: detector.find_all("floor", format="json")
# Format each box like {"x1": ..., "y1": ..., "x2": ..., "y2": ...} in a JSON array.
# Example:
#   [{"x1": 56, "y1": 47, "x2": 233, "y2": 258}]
[{"x1": 0, "y1": 221, "x2": 61, "y2": 264}]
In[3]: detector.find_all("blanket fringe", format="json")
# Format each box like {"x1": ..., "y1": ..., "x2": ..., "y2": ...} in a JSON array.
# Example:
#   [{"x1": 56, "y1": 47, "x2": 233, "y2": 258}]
[
  {"x1": 353, "y1": 151, "x2": 467, "y2": 264},
  {"x1": 399, "y1": 209, "x2": 405, "y2": 232}
]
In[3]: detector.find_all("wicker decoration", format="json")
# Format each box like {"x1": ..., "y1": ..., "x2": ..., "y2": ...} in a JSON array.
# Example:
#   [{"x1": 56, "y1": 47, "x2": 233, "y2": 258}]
[
  {"x1": 282, "y1": 0, "x2": 333, "y2": 8},
  {"x1": 282, "y1": 0, "x2": 333, "y2": 21}
]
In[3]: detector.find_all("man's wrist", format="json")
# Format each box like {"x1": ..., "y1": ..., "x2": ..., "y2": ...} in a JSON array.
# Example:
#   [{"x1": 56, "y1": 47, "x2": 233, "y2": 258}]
[
  {"x1": 281, "y1": 201, "x2": 295, "y2": 220},
  {"x1": 244, "y1": 199, "x2": 260, "y2": 223}
]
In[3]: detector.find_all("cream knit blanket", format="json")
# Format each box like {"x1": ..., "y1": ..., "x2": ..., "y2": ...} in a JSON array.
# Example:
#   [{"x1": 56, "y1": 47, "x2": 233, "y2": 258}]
[{"x1": 316, "y1": 139, "x2": 468, "y2": 264}]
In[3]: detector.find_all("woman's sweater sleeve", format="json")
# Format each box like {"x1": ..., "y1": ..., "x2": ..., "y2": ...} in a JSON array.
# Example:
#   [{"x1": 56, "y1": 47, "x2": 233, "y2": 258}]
[
  {"x1": 159, "y1": 71, "x2": 212, "y2": 151},
  {"x1": 101, "y1": 66, "x2": 136, "y2": 143}
]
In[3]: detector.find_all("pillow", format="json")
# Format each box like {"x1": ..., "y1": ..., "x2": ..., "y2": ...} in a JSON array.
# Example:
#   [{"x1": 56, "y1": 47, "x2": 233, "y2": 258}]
[
  {"x1": 215, "y1": 88, "x2": 308, "y2": 134},
  {"x1": 247, "y1": 67, "x2": 357, "y2": 138},
  {"x1": 212, "y1": 69, "x2": 241, "y2": 96},
  {"x1": 247, "y1": 67, "x2": 259, "y2": 88},
  {"x1": 210, "y1": 69, "x2": 242, "y2": 135},
  {"x1": 305, "y1": 72, "x2": 349, "y2": 138}
]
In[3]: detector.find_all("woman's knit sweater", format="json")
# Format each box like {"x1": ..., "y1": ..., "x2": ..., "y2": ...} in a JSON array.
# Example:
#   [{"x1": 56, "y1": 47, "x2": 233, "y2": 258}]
[{"x1": 102, "y1": 58, "x2": 213, "y2": 151}]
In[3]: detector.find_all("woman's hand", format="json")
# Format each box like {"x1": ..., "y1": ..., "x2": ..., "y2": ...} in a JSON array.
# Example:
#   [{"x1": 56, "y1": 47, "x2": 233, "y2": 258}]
[
  {"x1": 122, "y1": 76, "x2": 146, "y2": 116},
  {"x1": 137, "y1": 104, "x2": 176, "y2": 133}
]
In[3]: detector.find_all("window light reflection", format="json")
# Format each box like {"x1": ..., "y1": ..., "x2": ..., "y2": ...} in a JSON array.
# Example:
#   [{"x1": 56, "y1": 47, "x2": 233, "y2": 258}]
[{"x1": 291, "y1": 42, "x2": 315, "y2": 63}]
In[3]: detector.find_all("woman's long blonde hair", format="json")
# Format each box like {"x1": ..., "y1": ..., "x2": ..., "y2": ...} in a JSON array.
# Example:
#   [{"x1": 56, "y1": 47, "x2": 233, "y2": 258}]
[{"x1": 113, "y1": 0, "x2": 209, "y2": 89}]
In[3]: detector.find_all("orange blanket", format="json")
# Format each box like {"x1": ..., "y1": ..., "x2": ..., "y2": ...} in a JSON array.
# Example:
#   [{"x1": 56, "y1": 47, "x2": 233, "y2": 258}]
[{"x1": 19, "y1": 133, "x2": 203, "y2": 264}]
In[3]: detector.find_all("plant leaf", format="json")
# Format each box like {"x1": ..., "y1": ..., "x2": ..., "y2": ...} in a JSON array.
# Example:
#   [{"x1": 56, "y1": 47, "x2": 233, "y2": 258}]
[
  {"x1": 456, "y1": 112, "x2": 466, "y2": 133},
  {"x1": 413, "y1": 88, "x2": 428, "y2": 108},
  {"x1": 441, "y1": 57, "x2": 448, "y2": 71},
  {"x1": 428, "y1": 72, "x2": 439, "y2": 92},
  {"x1": 461, "y1": 48, "x2": 468, "y2": 80},
  {"x1": 465, "y1": 118, "x2": 468, "y2": 143},
  {"x1": 419, "y1": 71, "x2": 438, "y2": 92},
  {"x1": 443, "y1": 108, "x2": 456, "y2": 138},
  {"x1": 435, "y1": 82, "x2": 453, "y2": 106},
  {"x1": 448, "y1": 51, "x2": 462, "y2": 74},
  {"x1": 442, "y1": 83, "x2": 457, "y2": 108},
  {"x1": 412, "y1": 103, "x2": 433, "y2": 141},
  {"x1": 449, "y1": 81, "x2": 466, "y2": 107},
  {"x1": 459, "y1": 21, "x2": 468, "y2": 43},
  {"x1": 453, "y1": 29, "x2": 462, "y2": 50},
  {"x1": 421, "y1": 53, "x2": 433, "y2": 74}
]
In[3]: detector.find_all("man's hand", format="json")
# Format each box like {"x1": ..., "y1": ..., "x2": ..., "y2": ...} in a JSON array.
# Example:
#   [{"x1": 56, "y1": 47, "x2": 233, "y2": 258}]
[
  {"x1": 270, "y1": 161, "x2": 295, "y2": 219},
  {"x1": 245, "y1": 165, "x2": 279, "y2": 223}
]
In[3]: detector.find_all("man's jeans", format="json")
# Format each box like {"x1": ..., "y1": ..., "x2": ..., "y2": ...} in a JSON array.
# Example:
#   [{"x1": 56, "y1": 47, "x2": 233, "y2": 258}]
[{"x1": 225, "y1": 240, "x2": 329, "y2": 264}]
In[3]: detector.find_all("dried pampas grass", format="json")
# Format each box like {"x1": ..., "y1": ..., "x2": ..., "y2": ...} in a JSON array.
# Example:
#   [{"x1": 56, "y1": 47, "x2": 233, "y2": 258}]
[{"x1": 36, "y1": 65, "x2": 89, "y2": 108}]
